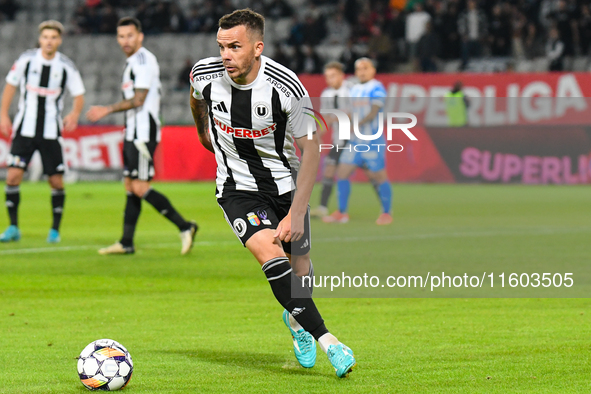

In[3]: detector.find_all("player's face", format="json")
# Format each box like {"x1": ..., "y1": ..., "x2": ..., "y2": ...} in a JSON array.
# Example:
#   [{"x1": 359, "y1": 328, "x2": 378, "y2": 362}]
[
  {"x1": 324, "y1": 68, "x2": 344, "y2": 90},
  {"x1": 217, "y1": 25, "x2": 264, "y2": 84},
  {"x1": 355, "y1": 60, "x2": 376, "y2": 84},
  {"x1": 117, "y1": 25, "x2": 144, "y2": 57},
  {"x1": 38, "y1": 29, "x2": 62, "y2": 57}
]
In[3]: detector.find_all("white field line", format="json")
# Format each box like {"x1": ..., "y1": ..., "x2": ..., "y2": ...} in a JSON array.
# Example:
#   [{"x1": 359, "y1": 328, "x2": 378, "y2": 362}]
[{"x1": 0, "y1": 227, "x2": 589, "y2": 256}]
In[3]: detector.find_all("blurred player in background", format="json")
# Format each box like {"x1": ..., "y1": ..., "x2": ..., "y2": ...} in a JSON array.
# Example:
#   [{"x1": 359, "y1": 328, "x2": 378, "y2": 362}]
[
  {"x1": 87, "y1": 17, "x2": 197, "y2": 255},
  {"x1": 0, "y1": 20, "x2": 85, "y2": 243},
  {"x1": 309, "y1": 62, "x2": 352, "y2": 219},
  {"x1": 190, "y1": 9, "x2": 356, "y2": 377},
  {"x1": 310, "y1": 61, "x2": 381, "y2": 219},
  {"x1": 323, "y1": 58, "x2": 393, "y2": 225}
]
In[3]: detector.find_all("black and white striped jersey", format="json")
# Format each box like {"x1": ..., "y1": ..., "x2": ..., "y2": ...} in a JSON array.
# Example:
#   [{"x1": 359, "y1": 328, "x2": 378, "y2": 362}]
[
  {"x1": 5, "y1": 49, "x2": 85, "y2": 140},
  {"x1": 320, "y1": 80, "x2": 353, "y2": 146},
  {"x1": 122, "y1": 47, "x2": 161, "y2": 143},
  {"x1": 190, "y1": 55, "x2": 315, "y2": 198}
]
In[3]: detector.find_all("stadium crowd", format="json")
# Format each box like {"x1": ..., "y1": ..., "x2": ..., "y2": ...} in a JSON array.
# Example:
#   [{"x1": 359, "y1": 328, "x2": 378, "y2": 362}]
[{"x1": 55, "y1": 0, "x2": 591, "y2": 72}]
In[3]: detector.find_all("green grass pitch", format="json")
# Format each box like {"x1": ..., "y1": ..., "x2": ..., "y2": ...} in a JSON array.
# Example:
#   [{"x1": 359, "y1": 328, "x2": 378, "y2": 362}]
[{"x1": 0, "y1": 182, "x2": 590, "y2": 393}]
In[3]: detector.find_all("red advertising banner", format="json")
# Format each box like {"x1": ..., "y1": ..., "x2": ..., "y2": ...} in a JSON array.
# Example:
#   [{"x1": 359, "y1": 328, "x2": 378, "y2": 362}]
[
  {"x1": 0, "y1": 125, "x2": 216, "y2": 181},
  {"x1": 1, "y1": 73, "x2": 589, "y2": 184}
]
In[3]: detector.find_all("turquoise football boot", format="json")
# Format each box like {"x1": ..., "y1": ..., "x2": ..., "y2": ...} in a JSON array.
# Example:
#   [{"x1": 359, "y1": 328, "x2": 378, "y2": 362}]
[
  {"x1": 327, "y1": 343, "x2": 356, "y2": 378},
  {"x1": 282, "y1": 309, "x2": 316, "y2": 368},
  {"x1": 47, "y1": 229, "x2": 61, "y2": 243},
  {"x1": 0, "y1": 225, "x2": 21, "y2": 242}
]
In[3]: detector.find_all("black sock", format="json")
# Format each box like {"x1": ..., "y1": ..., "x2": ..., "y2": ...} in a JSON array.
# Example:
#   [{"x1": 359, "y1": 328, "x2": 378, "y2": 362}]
[
  {"x1": 120, "y1": 192, "x2": 141, "y2": 247},
  {"x1": 5, "y1": 185, "x2": 20, "y2": 226},
  {"x1": 319, "y1": 177, "x2": 334, "y2": 208},
  {"x1": 143, "y1": 189, "x2": 189, "y2": 231},
  {"x1": 50, "y1": 189, "x2": 65, "y2": 231},
  {"x1": 262, "y1": 257, "x2": 329, "y2": 340}
]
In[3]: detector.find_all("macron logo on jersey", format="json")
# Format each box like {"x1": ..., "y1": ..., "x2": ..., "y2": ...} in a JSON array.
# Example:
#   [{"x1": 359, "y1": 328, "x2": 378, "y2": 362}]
[{"x1": 213, "y1": 117, "x2": 277, "y2": 139}]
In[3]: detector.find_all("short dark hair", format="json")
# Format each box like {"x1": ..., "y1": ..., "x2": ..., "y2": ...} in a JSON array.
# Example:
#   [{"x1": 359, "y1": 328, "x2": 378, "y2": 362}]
[
  {"x1": 219, "y1": 9, "x2": 264, "y2": 40},
  {"x1": 117, "y1": 17, "x2": 142, "y2": 32}
]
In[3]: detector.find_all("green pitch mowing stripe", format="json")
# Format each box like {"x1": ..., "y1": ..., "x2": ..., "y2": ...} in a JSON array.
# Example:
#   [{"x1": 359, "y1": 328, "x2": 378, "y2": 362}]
[{"x1": 0, "y1": 182, "x2": 589, "y2": 393}]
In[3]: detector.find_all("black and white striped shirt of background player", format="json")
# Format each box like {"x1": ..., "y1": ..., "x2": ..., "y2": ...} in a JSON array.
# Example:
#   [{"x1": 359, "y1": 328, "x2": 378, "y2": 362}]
[
  {"x1": 5, "y1": 48, "x2": 85, "y2": 140},
  {"x1": 190, "y1": 55, "x2": 316, "y2": 199},
  {"x1": 121, "y1": 46, "x2": 161, "y2": 143}
]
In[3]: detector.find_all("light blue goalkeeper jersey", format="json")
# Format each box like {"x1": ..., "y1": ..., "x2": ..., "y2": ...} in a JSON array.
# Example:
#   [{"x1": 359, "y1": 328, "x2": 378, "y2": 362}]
[{"x1": 349, "y1": 79, "x2": 387, "y2": 144}]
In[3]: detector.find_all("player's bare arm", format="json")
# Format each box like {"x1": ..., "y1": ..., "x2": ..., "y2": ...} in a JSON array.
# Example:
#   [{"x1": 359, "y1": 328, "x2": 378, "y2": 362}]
[
  {"x1": 86, "y1": 88, "x2": 148, "y2": 122},
  {"x1": 189, "y1": 86, "x2": 214, "y2": 153},
  {"x1": 274, "y1": 132, "x2": 320, "y2": 243},
  {"x1": 357, "y1": 103, "x2": 381, "y2": 127},
  {"x1": 63, "y1": 95, "x2": 85, "y2": 132},
  {"x1": 0, "y1": 83, "x2": 17, "y2": 136}
]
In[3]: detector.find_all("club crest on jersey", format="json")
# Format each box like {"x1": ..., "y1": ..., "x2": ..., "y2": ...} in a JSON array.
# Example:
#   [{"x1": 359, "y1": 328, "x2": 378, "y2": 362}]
[
  {"x1": 233, "y1": 218, "x2": 247, "y2": 237},
  {"x1": 247, "y1": 212, "x2": 260, "y2": 226},
  {"x1": 253, "y1": 102, "x2": 271, "y2": 119},
  {"x1": 213, "y1": 117, "x2": 277, "y2": 139}
]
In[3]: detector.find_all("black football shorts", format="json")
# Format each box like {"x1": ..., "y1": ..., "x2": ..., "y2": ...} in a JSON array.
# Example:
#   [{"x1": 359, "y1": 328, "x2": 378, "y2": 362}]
[
  {"x1": 8, "y1": 135, "x2": 64, "y2": 176},
  {"x1": 122, "y1": 140, "x2": 158, "y2": 181},
  {"x1": 217, "y1": 190, "x2": 311, "y2": 256}
]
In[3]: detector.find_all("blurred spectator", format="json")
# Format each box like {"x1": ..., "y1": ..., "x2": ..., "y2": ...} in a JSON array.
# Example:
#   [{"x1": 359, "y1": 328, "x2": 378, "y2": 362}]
[
  {"x1": 548, "y1": 0, "x2": 576, "y2": 57},
  {"x1": 343, "y1": 0, "x2": 359, "y2": 25},
  {"x1": 546, "y1": 26, "x2": 565, "y2": 71},
  {"x1": 387, "y1": 8, "x2": 406, "y2": 61},
  {"x1": 439, "y1": 2, "x2": 461, "y2": 60},
  {"x1": 295, "y1": 45, "x2": 323, "y2": 74},
  {"x1": 416, "y1": 21, "x2": 440, "y2": 72},
  {"x1": 351, "y1": 12, "x2": 372, "y2": 43},
  {"x1": 458, "y1": 0, "x2": 488, "y2": 69},
  {"x1": 324, "y1": 13, "x2": 351, "y2": 45},
  {"x1": 150, "y1": 2, "x2": 170, "y2": 33},
  {"x1": 266, "y1": 0, "x2": 293, "y2": 19},
  {"x1": 302, "y1": 13, "x2": 327, "y2": 46},
  {"x1": 273, "y1": 44, "x2": 290, "y2": 68},
  {"x1": 340, "y1": 39, "x2": 363, "y2": 74},
  {"x1": 85, "y1": 6, "x2": 102, "y2": 34},
  {"x1": 367, "y1": 25, "x2": 392, "y2": 72},
  {"x1": 405, "y1": 4, "x2": 431, "y2": 61},
  {"x1": 579, "y1": 5, "x2": 591, "y2": 55},
  {"x1": 168, "y1": 2, "x2": 186, "y2": 33},
  {"x1": 288, "y1": 16, "x2": 305, "y2": 46},
  {"x1": 99, "y1": 5, "x2": 119, "y2": 34},
  {"x1": 196, "y1": 1, "x2": 218, "y2": 33},
  {"x1": 176, "y1": 58, "x2": 193, "y2": 91},
  {"x1": 0, "y1": 0, "x2": 19, "y2": 21},
  {"x1": 135, "y1": 2, "x2": 154, "y2": 33},
  {"x1": 488, "y1": 4, "x2": 511, "y2": 57},
  {"x1": 186, "y1": 5, "x2": 201, "y2": 33}
]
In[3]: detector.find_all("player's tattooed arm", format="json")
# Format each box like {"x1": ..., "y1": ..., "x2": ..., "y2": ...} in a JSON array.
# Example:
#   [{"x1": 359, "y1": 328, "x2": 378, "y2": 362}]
[
  {"x1": 107, "y1": 89, "x2": 149, "y2": 113},
  {"x1": 86, "y1": 89, "x2": 148, "y2": 122},
  {"x1": 190, "y1": 87, "x2": 214, "y2": 153}
]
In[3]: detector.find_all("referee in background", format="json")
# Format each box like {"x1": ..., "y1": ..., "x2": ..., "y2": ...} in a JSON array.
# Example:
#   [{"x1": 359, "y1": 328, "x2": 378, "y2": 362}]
[{"x1": 0, "y1": 20, "x2": 85, "y2": 243}]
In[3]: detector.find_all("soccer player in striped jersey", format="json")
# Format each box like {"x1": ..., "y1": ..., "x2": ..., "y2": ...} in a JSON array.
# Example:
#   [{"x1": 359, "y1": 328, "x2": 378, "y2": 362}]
[
  {"x1": 323, "y1": 58, "x2": 393, "y2": 225},
  {"x1": 0, "y1": 20, "x2": 85, "y2": 243},
  {"x1": 86, "y1": 17, "x2": 197, "y2": 255},
  {"x1": 189, "y1": 9, "x2": 356, "y2": 378}
]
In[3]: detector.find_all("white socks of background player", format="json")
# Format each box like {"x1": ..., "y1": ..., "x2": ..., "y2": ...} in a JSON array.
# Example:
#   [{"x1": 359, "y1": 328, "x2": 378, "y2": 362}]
[{"x1": 288, "y1": 314, "x2": 340, "y2": 354}]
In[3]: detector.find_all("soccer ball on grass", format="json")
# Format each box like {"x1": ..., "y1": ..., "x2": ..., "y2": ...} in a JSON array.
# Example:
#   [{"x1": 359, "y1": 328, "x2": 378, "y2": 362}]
[{"x1": 77, "y1": 339, "x2": 133, "y2": 391}]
